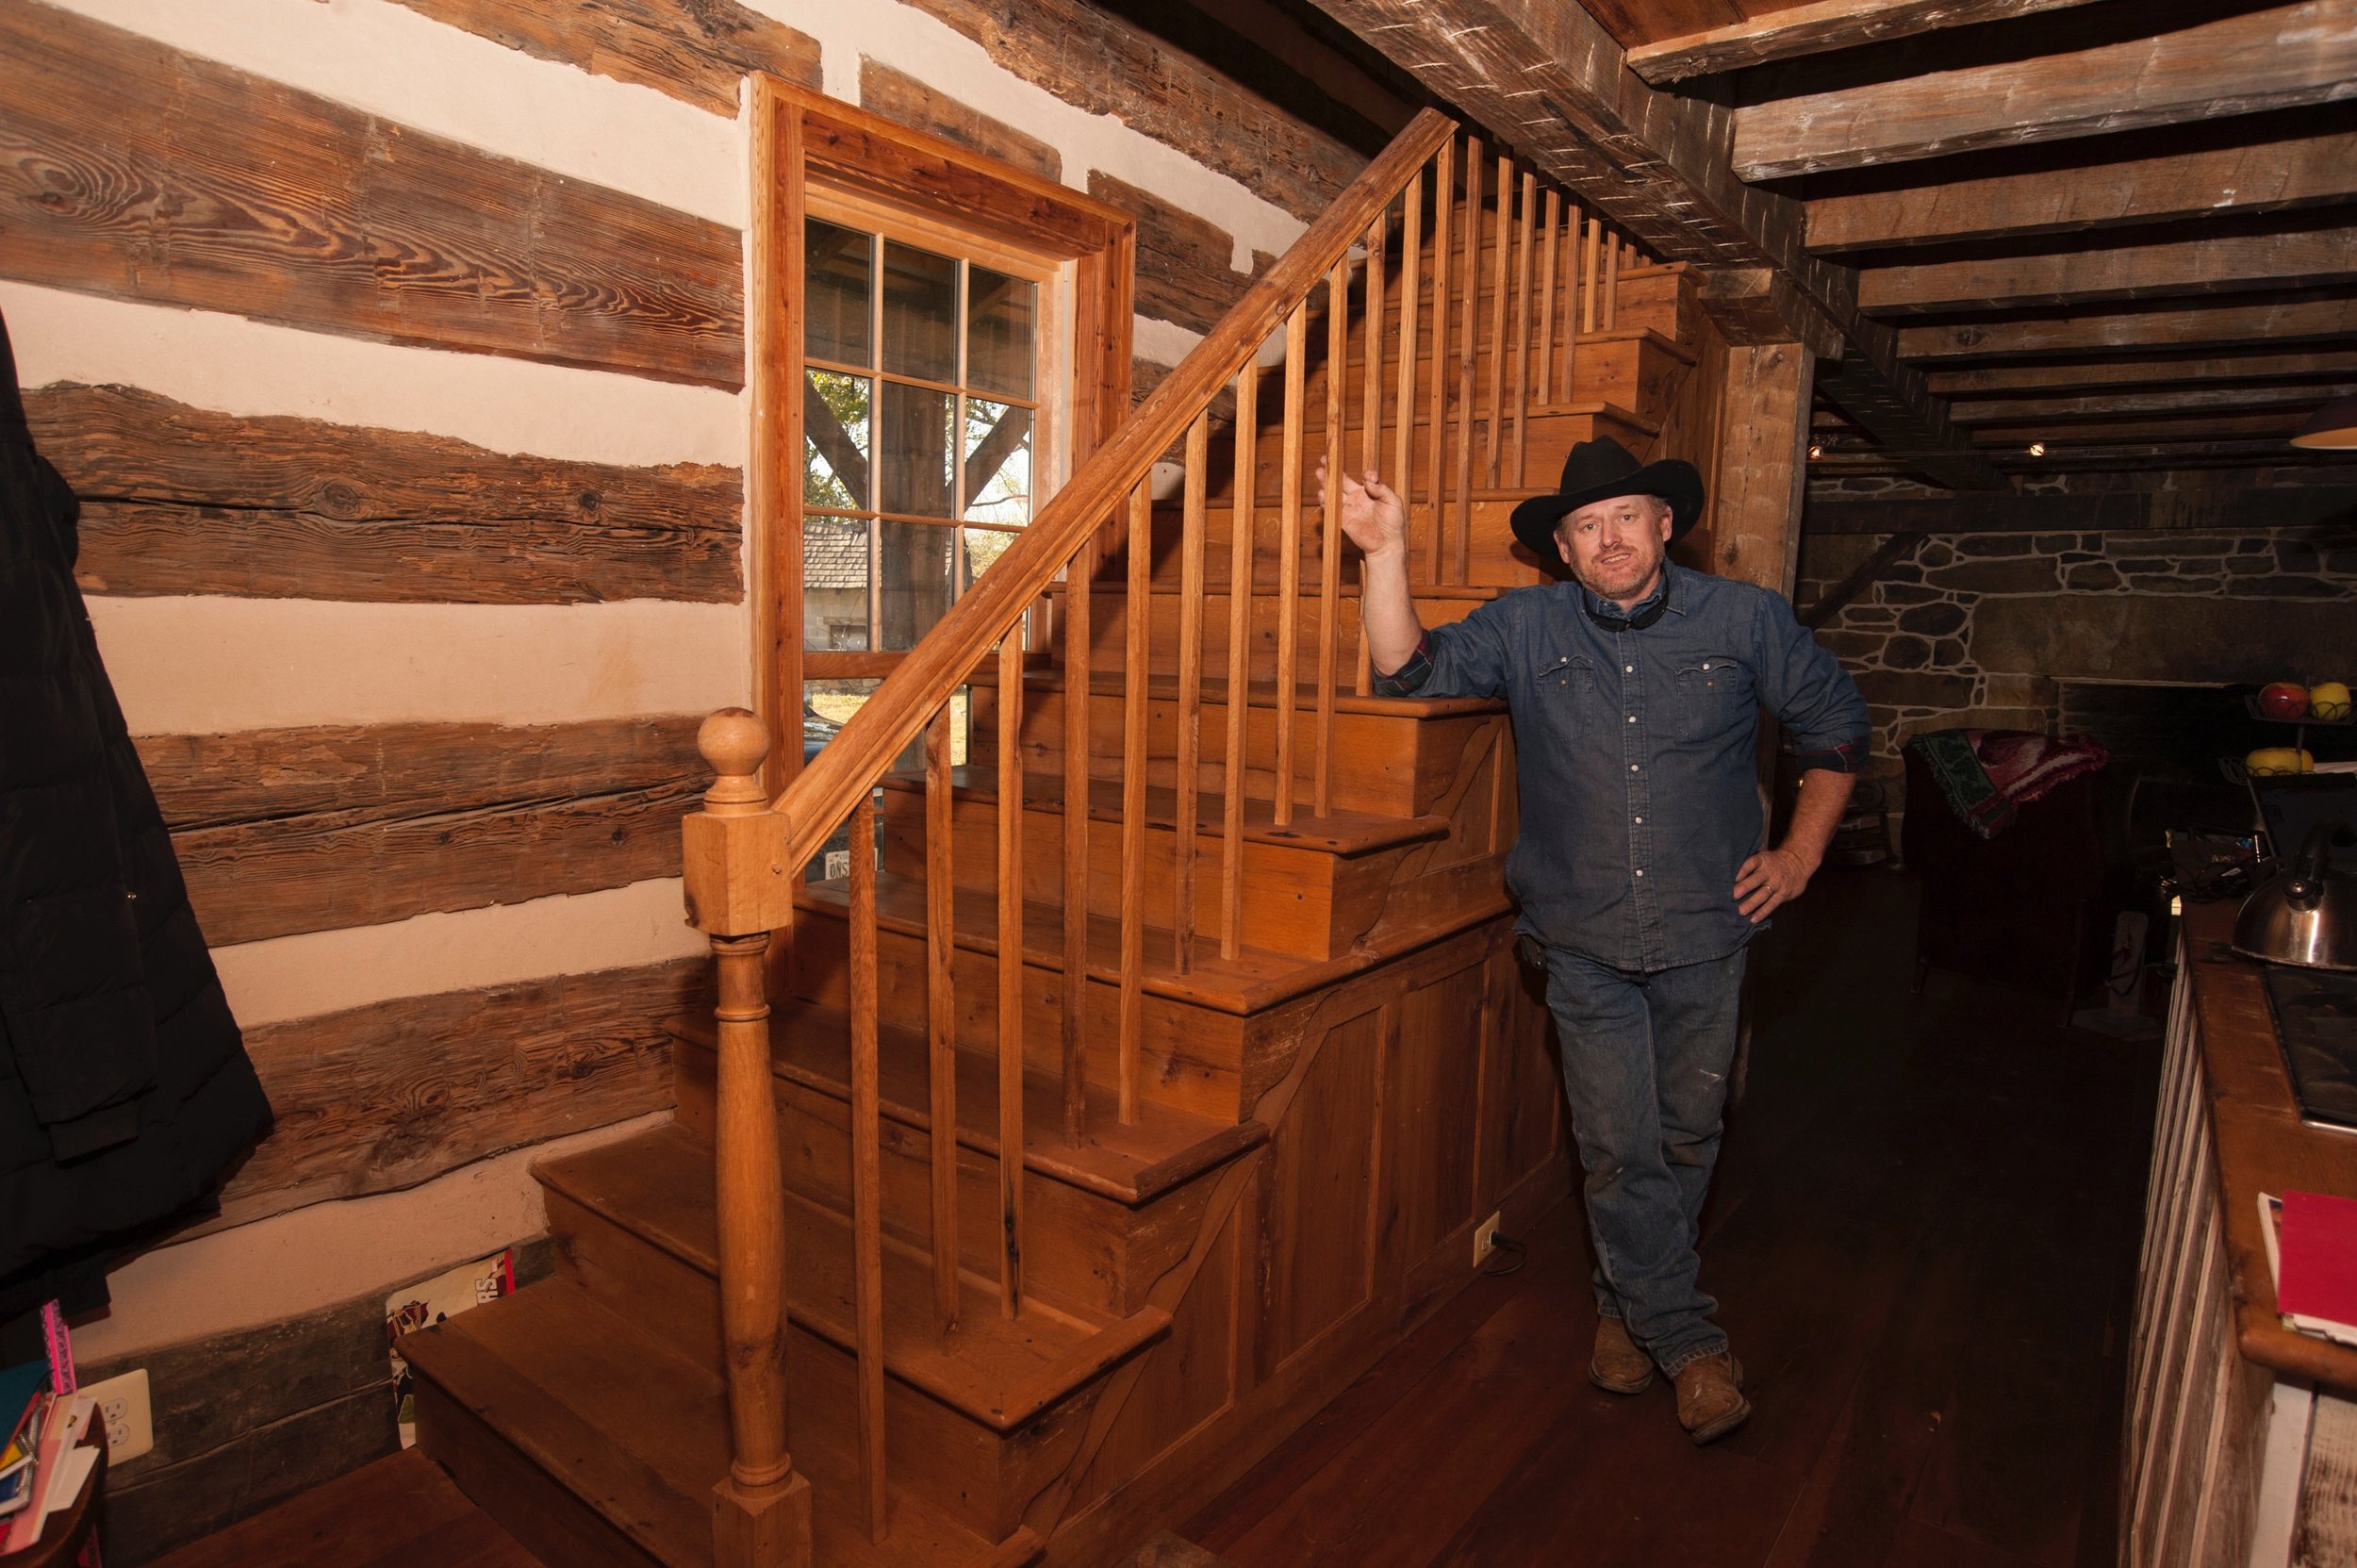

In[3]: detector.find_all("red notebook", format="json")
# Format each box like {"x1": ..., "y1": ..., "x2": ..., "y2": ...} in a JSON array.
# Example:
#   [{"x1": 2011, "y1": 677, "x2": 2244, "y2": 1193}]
[{"x1": 2276, "y1": 1189, "x2": 2357, "y2": 1341}]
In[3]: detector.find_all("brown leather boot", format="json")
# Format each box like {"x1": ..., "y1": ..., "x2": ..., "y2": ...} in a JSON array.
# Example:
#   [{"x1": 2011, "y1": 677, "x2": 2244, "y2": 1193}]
[
  {"x1": 1589, "y1": 1315, "x2": 1654, "y2": 1394},
  {"x1": 1673, "y1": 1351, "x2": 1750, "y2": 1444}
]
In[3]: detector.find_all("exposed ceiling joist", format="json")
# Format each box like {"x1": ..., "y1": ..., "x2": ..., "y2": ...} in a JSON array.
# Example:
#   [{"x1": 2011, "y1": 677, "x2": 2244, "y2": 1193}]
[
  {"x1": 1858, "y1": 223, "x2": 2357, "y2": 315},
  {"x1": 1304, "y1": 0, "x2": 2007, "y2": 490},
  {"x1": 1731, "y1": 1, "x2": 2357, "y2": 181},
  {"x1": 1946, "y1": 384, "x2": 2357, "y2": 424},
  {"x1": 1807, "y1": 486, "x2": 2357, "y2": 535},
  {"x1": 1896, "y1": 295, "x2": 2357, "y2": 360},
  {"x1": 1806, "y1": 125, "x2": 2357, "y2": 254},
  {"x1": 1930, "y1": 351, "x2": 2357, "y2": 397},
  {"x1": 1626, "y1": 0, "x2": 2103, "y2": 86},
  {"x1": 1987, "y1": 411, "x2": 2304, "y2": 443}
]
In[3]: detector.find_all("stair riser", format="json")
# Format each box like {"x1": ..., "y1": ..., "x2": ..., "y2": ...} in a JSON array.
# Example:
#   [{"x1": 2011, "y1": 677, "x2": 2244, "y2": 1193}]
[
  {"x1": 672, "y1": 1046, "x2": 1205, "y2": 1319},
  {"x1": 873, "y1": 789, "x2": 1408, "y2": 962},
  {"x1": 1237, "y1": 404, "x2": 1656, "y2": 503},
  {"x1": 1350, "y1": 260, "x2": 1684, "y2": 342},
  {"x1": 543, "y1": 1186, "x2": 1092, "y2": 1543},
  {"x1": 1285, "y1": 332, "x2": 1689, "y2": 429},
  {"x1": 410, "y1": 1378, "x2": 675, "y2": 1568},
  {"x1": 970, "y1": 687, "x2": 1494, "y2": 819},
  {"x1": 1050, "y1": 587, "x2": 1490, "y2": 691},
  {"x1": 777, "y1": 910, "x2": 1252, "y2": 1119}
]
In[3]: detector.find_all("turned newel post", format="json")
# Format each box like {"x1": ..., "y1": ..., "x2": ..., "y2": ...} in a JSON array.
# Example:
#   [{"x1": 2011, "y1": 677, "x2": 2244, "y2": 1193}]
[{"x1": 688, "y1": 709, "x2": 812, "y2": 1568}]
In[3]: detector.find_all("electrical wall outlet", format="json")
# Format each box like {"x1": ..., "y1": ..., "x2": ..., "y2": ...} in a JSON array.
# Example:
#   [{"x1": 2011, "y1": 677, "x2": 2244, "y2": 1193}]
[
  {"x1": 82, "y1": 1368, "x2": 154, "y2": 1462},
  {"x1": 1473, "y1": 1209, "x2": 1503, "y2": 1266}
]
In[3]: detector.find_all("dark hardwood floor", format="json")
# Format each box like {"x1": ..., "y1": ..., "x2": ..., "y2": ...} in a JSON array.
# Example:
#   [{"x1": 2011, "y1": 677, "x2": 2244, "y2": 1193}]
[{"x1": 1183, "y1": 866, "x2": 2157, "y2": 1568}]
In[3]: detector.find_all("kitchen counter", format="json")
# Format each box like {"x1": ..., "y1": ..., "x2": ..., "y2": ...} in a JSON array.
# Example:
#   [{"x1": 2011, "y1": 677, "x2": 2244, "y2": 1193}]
[{"x1": 2180, "y1": 900, "x2": 2357, "y2": 1395}]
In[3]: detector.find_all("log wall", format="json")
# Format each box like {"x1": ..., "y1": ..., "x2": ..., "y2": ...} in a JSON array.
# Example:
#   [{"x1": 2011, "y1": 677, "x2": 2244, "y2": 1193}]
[{"x1": 0, "y1": 0, "x2": 1347, "y2": 1551}]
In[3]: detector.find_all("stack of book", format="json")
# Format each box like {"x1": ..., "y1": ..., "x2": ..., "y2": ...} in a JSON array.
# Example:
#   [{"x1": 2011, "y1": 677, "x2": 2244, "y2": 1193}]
[
  {"x1": 2259, "y1": 1189, "x2": 2357, "y2": 1345},
  {"x1": 0, "y1": 1302, "x2": 99, "y2": 1557}
]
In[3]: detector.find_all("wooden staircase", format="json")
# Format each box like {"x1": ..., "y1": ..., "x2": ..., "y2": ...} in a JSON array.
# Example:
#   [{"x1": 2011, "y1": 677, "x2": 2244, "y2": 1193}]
[{"x1": 395, "y1": 110, "x2": 1710, "y2": 1568}]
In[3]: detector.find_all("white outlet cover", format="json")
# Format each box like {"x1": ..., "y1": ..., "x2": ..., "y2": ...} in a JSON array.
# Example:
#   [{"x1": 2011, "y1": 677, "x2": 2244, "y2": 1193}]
[{"x1": 78, "y1": 1368, "x2": 154, "y2": 1463}]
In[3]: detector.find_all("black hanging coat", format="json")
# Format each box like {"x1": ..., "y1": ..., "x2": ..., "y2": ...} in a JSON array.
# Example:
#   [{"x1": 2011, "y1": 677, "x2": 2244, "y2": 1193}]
[{"x1": 0, "y1": 309, "x2": 272, "y2": 1322}]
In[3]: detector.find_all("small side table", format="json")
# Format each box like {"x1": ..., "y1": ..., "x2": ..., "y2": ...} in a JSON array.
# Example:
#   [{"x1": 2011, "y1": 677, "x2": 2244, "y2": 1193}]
[{"x1": 0, "y1": 1430, "x2": 107, "y2": 1568}]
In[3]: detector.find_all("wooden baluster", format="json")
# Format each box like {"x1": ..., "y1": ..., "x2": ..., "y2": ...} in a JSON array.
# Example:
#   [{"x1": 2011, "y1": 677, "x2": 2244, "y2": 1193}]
[
  {"x1": 1175, "y1": 415, "x2": 1208, "y2": 975},
  {"x1": 1426, "y1": 139, "x2": 1452, "y2": 585},
  {"x1": 1583, "y1": 211, "x2": 1602, "y2": 335},
  {"x1": 1316, "y1": 259, "x2": 1345, "y2": 817},
  {"x1": 1605, "y1": 231, "x2": 1621, "y2": 331},
  {"x1": 1275, "y1": 304, "x2": 1307, "y2": 827},
  {"x1": 1358, "y1": 211, "x2": 1384, "y2": 700},
  {"x1": 995, "y1": 634, "x2": 1025, "y2": 1316},
  {"x1": 1562, "y1": 200, "x2": 1583, "y2": 404},
  {"x1": 1484, "y1": 153, "x2": 1509, "y2": 489},
  {"x1": 1119, "y1": 484, "x2": 1150, "y2": 1127},
  {"x1": 1221, "y1": 362, "x2": 1255, "y2": 963},
  {"x1": 1394, "y1": 164, "x2": 1423, "y2": 578},
  {"x1": 1455, "y1": 139, "x2": 1481, "y2": 585},
  {"x1": 697, "y1": 713, "x2": 813, "y2": 1568},
  {"x1": 924, "y1": 705, "x2": 958, "y2": 1338},
  {"x1": 1061, "y1": 519, "x2": 1093, "y2": 1147},
  {"x1": 1509, "y1": 169, "x2": 1536, "y2": 487},
  {"x1": 1536, "y1": 188, "x2": 1559, "y2": 411},
  {"x1": 847, "y1": 787, "x2": 887, "y2": 1543}
]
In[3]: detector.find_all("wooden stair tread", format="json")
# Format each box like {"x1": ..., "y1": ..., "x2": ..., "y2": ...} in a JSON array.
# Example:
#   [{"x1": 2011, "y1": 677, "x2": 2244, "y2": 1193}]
[
  {"x1": 399, "y1": 1278, "x2": 1005, "y2": 1568},
  {"x1": 876, "y1": 765, "x2": 1451, "y2": 857},
  {"x1": 968, "y1": 663, "x2": 1505, "y2": 718},
  {"x1": 535, "y1": 1126, "x2": 1170, "y2": 1429},
  {"x1": 1047, "y1": 576, "x2": 1507, "y2": 602},
  {"x1": 1233, "y1": 398, "x2": 1660, "y2": 440},
  {"x1": 666, "y1": 1001, "x2": 1269, "y2": 1206},
  {"x1": 794, "y1": 867, "x2": 1508, "y2": 1015}
]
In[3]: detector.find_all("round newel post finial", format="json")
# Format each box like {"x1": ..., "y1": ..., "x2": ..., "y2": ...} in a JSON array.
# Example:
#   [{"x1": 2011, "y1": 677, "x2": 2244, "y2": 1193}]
[{"x1": 699, "y1": 707, "x2": 771, "y2": 814}]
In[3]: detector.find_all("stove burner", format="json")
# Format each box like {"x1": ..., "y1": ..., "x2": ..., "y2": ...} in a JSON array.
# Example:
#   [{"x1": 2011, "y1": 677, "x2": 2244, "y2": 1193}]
[{"x1": 2264, "y1": 966, "x2": 2357, "y2": 1134}]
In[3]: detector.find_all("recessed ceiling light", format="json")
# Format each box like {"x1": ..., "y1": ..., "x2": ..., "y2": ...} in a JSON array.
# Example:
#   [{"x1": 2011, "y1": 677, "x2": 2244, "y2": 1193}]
[
  {"x1": 2027, "y1": 441, "x2": 2047, "y2": 457},
  {"x1": 1807, "y1": 443, "x2": 1823, "y2": 459}
]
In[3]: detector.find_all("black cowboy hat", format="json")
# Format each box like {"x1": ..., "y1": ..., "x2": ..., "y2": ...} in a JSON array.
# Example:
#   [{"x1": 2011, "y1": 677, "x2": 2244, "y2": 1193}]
[{"x1": 1508, "y1": 437, "x2": 1705, "y2": 558}]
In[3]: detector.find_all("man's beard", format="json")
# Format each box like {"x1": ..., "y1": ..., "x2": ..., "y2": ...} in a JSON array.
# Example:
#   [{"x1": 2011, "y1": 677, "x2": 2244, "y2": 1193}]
[{"x1": 1573, "y1": 541, "x2": 1664, "y2": 604}]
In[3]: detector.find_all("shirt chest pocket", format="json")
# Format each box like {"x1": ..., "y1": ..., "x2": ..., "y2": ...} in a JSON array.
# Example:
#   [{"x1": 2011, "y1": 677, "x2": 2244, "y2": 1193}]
[
  {"x1": 1674, "y1": 655, "x2": 1755, "y2": 742},
  {"x1": 1538, "y1": 652, "x2": 1598, "y2": 736}
]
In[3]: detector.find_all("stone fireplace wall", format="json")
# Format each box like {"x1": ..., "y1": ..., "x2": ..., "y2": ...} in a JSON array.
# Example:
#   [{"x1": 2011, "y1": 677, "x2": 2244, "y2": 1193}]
[{"x1": 1795, "y1": 488, "x2": 2357, "y2": 790}]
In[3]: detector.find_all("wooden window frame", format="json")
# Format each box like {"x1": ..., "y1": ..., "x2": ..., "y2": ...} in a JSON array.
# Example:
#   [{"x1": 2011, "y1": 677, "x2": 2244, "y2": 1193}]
[{"x1": 750, "y1": 75, "x2": 1135, "y2": 792}]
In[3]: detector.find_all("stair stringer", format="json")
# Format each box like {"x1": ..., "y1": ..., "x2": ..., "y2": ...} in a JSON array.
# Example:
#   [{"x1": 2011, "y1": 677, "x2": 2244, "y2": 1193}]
[{"x1": 990, "y1": 911, "x2": 1574, "y2": 1565}]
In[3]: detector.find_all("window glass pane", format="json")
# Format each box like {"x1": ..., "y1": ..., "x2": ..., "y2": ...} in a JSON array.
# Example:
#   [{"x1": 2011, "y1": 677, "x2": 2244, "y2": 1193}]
[
  {"x1": 881, "y1": 242, "x2": 958, "y2": 383},
  {"x1": 802, "y1": 515, "x2": 869, "y2": 652},
  {"x1": 805, "y1": 220, "x2": 872, "y2": 367},
  {"x1": 966, "y1": 268, "x2": 1035, "y2": 401},
  {"x1": 877, "y1": 520, "x2": 953, "y2": 651},
  {"x1": 963, "y1": 399, "x2": 1032, "y2": 525},
  {"x1": 963, "y1": 526, "x2": 1017, "y2": 586},
  {"x1": 804, "y1": 371, "x2": 870, "y2": 509},
  {"x1": 879, "y1": 382, "x2": 955, "y2": 518}
]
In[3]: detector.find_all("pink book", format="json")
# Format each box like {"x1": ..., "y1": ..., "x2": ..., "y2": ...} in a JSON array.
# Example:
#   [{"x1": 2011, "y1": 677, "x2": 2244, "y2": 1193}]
[{"x1": 2276, "y1": 1189, "x2": 2357, "y2": 1340}]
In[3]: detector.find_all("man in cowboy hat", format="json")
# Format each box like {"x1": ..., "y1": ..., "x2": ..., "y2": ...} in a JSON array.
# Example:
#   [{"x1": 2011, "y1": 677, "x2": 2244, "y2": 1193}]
[{"x1": 1321, "y1": 437, "x2": 1867, "y2": 1444}]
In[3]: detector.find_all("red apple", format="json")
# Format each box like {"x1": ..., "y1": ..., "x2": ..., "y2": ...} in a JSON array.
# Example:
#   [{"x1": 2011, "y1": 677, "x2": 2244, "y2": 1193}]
[{"x1": 2260, "y1": 681, "x2": 2310, "y2": 719}]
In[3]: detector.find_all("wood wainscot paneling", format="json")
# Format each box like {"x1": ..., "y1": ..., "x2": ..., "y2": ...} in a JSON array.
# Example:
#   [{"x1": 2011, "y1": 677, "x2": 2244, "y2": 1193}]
[
  {"x1": 0, "y1": 3, "x2": 744, "y2": 388},
  {"x1": 139, "y1": 716, "x2": 706, "y2": 946},
  {"x1": 387, "y1": 0, "x2": 819, "y2": 116},
  {"x1": 28, "y1": 384, "x2": 742, "y2": 605},
  {"x1": 225, "y1": 960, "x2": 708, "y2": 1227}
]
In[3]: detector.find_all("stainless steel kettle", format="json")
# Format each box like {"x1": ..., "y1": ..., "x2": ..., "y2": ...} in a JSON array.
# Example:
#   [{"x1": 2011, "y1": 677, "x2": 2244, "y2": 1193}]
[{"x1": 2233, "y1": 818, "x2": 2357, "y2": 972}]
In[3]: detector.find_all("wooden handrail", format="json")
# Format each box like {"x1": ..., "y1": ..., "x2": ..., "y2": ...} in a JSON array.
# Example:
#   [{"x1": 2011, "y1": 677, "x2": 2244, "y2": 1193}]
[{"x1": 764, "y1": 108, "x2": 1456, "y2": 875}]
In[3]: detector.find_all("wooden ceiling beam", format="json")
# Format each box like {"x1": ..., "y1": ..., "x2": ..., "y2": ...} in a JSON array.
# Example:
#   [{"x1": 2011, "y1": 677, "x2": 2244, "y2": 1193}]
[
  {"x1": 1306, "y1": 0, "x2": 2008, "y2": 490},
  {"x1": 1948, "y1": 384, "x2": 2357, "y2": 424},
  {"x1": 1968, "y1": 411, "x2": 2301, "y2": 443},
  {"x1": 1628, "y1": 0, "x2": 2103, "y2": 86},
  {"x1": 1807, "y1": 125, "x2": 2357, "y2": 253},
  {"x1": 1896, "y1": 295, "x2": 2357, "y2": 361},
  {"x1": 1859, "y1": 223, "x2": 2357, "y2": 316},
  {"x1": 1930, "y1": 351, "x2": 2357, "y2": 397},
  {"x1": 1732, "y1": 1, "x2": 2357, "y2": 180}
]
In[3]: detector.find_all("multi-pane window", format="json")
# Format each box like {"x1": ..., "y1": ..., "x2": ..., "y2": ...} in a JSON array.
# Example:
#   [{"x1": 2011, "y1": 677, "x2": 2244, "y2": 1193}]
[{"x1": 801, "y1": 215, "x2": 1044, "y2": 658}]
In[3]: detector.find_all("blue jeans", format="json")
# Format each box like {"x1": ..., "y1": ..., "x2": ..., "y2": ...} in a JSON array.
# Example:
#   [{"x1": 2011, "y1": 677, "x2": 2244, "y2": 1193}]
[{"x1": 1541, "y1": 943, "x2": 1746, "y2": 1375}]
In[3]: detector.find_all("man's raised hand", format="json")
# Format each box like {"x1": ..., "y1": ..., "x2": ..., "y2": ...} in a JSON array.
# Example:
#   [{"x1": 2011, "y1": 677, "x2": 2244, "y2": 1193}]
[{"x1": 1316, "y1": 455, "x2": 1408, "y2": 563}]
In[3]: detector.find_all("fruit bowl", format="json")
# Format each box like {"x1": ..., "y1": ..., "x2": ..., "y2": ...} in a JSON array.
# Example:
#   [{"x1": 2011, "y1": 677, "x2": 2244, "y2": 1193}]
[{"x1": 2242, "y1": 694, "x2": 2356, "y2": 725}]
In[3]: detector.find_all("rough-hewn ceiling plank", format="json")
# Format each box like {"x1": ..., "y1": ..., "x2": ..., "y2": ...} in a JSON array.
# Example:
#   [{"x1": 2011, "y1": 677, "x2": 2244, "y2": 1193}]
[
  {"x1": 1807, "y1": 124, "x2": 2357, "y2": 252},
  {"x1": 1896, "y1": 295, "x2": 2357, "y2": 360},
  {"x1": 1929, "y1": 350, "x2": 2357, "y2": 396},
  {"x1": 1732, "y1": 1, "x2": 2357, "y2": 180},
  {"x1": 1946, "y1": 384, "x2": 2356, "y2": 424},
  {"x1": 1628, "y1": 0, "x2": 2104, "y2": 85},
  {"x1": 1306, "y1": 0, "x2": 2006, "y2": 489},
  {"x1": 1859, "y1": 223, "x2": 2357, "y2": 315}
]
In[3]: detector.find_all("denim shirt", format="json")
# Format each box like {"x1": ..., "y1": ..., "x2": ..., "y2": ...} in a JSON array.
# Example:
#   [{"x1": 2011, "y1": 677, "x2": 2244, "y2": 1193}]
[{"x1": 1375, "y1": 563, "x2": 1868, "y2": 972}]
